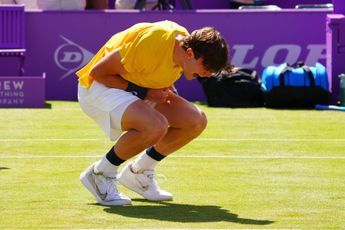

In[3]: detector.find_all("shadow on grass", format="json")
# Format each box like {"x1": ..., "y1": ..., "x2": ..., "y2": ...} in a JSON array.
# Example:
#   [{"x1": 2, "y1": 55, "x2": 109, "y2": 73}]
[
  {"x1": 45, "y1": 102, "x2": 52, "y2": 109},
  {"x1": 101, "y1": 199, "x2": 274, "y2": 225},
  {"x1": 0, "y1": 167, "x2": 10, "y2": 170}
]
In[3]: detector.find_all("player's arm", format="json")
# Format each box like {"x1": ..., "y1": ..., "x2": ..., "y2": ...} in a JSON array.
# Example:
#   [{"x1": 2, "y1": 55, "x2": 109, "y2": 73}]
[
  {"x1": 90, "y1": 48, "x2": 168, "y2": 103},
  {"x1": 90, "y1": 49, "x2": 128, "y2": 90}
]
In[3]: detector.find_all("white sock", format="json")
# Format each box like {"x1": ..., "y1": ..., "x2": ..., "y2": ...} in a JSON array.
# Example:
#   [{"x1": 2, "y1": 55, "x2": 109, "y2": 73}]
[
  {"x1": 94, "y1": 156, "x2": 119, "y2": 178},
  {"x1": 131, "y1": 152, "x2": 159, "y2": 173}
]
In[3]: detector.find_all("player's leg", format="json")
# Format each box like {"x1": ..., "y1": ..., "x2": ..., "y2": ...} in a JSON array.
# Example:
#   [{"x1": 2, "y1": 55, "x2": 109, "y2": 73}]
[
  {"x1": 118, "y1": 92, "x2": 207, "y2": 201},
  {"x1": 154, "y1": 92, "x2": 207, "y2": 154},
  {"x1": 80, "y1": 83, "x2": 169, "y2": 206},
  {"x1": 114, "y1": 99, "x2": 169, "y2": 160}
]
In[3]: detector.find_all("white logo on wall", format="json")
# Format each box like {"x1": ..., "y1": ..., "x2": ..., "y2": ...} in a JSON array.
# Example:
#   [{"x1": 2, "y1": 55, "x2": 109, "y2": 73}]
[
  {"x1": 231, "y1": 44, "x2": 326, "y2": 68},
  {"x1": 54, "y1": 35, "x2": 94, "y2": 80},
  {"x1": 0, "y1": 80, "x2": 25, "y2": 105}
]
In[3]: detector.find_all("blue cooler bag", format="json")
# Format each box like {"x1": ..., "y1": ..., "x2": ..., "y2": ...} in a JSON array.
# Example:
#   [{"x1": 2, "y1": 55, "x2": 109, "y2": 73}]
[{"x1": 261, "y1": 62, "x2": 330, "y2": 108}]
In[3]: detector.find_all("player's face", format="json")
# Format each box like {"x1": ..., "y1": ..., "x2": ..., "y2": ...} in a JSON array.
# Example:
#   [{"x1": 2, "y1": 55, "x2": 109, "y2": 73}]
[{"x1": 183, "y1": 49, "x2": 214, "y2": 80}]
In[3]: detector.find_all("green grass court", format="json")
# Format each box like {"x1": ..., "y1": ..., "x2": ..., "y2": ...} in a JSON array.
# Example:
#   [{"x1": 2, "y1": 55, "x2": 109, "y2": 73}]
[{"x1": 0, "y1": 101, "x2": 344, "y2": 229}]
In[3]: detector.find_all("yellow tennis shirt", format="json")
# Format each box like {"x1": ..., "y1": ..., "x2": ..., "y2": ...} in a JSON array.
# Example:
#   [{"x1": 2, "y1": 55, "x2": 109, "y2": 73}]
[{"x1": 76, "y1": 20, "x2": 189, "y2": 89}]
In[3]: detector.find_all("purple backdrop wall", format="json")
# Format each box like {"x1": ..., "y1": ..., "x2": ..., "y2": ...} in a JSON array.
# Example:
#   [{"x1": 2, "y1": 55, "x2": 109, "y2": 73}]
[
  {"x1": 0, "y1": 9, "x2": 332, "y2": 101},
  {"x1": 174, "y1": 0, "x2": 333, "y2": 9}
]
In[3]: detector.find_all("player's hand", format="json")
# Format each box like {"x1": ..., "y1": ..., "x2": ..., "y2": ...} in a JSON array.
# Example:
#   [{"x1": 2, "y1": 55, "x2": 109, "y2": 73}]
[{"x1": 146, "y1": 88, "x2": 170, "y2": 104}]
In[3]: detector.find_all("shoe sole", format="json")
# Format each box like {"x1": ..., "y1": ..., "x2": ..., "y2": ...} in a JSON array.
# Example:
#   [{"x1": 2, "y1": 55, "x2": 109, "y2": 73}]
[
  {"x1": 118, "y1": 165, "x2": 173, "y2": 201},
  {"x1": 80, "y1": 166, "x2": 131, "y2": 206}
]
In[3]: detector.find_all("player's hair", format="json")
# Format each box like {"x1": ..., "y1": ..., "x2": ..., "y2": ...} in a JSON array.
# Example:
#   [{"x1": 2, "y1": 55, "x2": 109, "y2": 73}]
[{"x1": 181, "y1": 27, "x2": 229, "y2": 73}]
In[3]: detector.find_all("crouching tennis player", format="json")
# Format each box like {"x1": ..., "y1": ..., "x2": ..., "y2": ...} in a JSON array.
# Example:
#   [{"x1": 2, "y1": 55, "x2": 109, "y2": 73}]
[{"x1": 77, "y1": 20, "x2": 229, "y2": 206}]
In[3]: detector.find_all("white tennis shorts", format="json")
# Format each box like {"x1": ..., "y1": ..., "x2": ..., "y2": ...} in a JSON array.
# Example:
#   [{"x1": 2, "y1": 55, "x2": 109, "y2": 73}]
[{"x1": 78, "y1": 81, "x2": 139, "y2": 141}]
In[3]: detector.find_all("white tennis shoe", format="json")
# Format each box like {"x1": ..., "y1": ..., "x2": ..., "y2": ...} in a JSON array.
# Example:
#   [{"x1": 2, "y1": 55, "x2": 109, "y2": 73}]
[
  {"x1": 80, "y1": 163, "x2": 132, "y2": 206},
  {"x1": 118, "y1": 163, "x2": 173, "y2": 201}
]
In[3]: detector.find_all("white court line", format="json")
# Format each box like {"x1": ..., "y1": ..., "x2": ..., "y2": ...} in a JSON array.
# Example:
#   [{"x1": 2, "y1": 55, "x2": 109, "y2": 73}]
[
  {"x1": 0, "y1": 138, "x2": 345, "y2": 142},
  {"x1": 1, "y1": 155, "x2": 345, "y2": 159},
  {"x1": 0, "y1": 138, "x2": 100, "y2": 142},
  {"x1": 68, "y1": 228, "x2": 299, "y2": 230},
  {"x1": 198, "y1": 138, "x2": 345, "y2": 142}
]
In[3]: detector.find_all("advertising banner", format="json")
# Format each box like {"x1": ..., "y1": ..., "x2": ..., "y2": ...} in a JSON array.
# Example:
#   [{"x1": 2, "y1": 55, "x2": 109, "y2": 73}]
[
  {"x1": 0, "y1": 74, "x2": 45, "y2": 108},
  {"x1": 0, "y1": 10, "x2": 331, "y2": 101}
]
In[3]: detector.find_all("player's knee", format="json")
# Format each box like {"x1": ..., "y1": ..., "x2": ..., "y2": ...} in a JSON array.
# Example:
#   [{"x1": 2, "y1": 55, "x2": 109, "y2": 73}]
[
  {"x1": 188, "y1": 111, "x2": 207, "y2": 135},
  {"x1": 143, "y1": 115, "x2": 169, "y2": 144}
]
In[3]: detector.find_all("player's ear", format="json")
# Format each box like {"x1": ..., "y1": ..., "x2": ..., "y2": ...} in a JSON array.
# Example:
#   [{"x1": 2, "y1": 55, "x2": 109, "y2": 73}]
[{"x1": 185, "y1": 48, "x2": 195, "y2": 60}]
